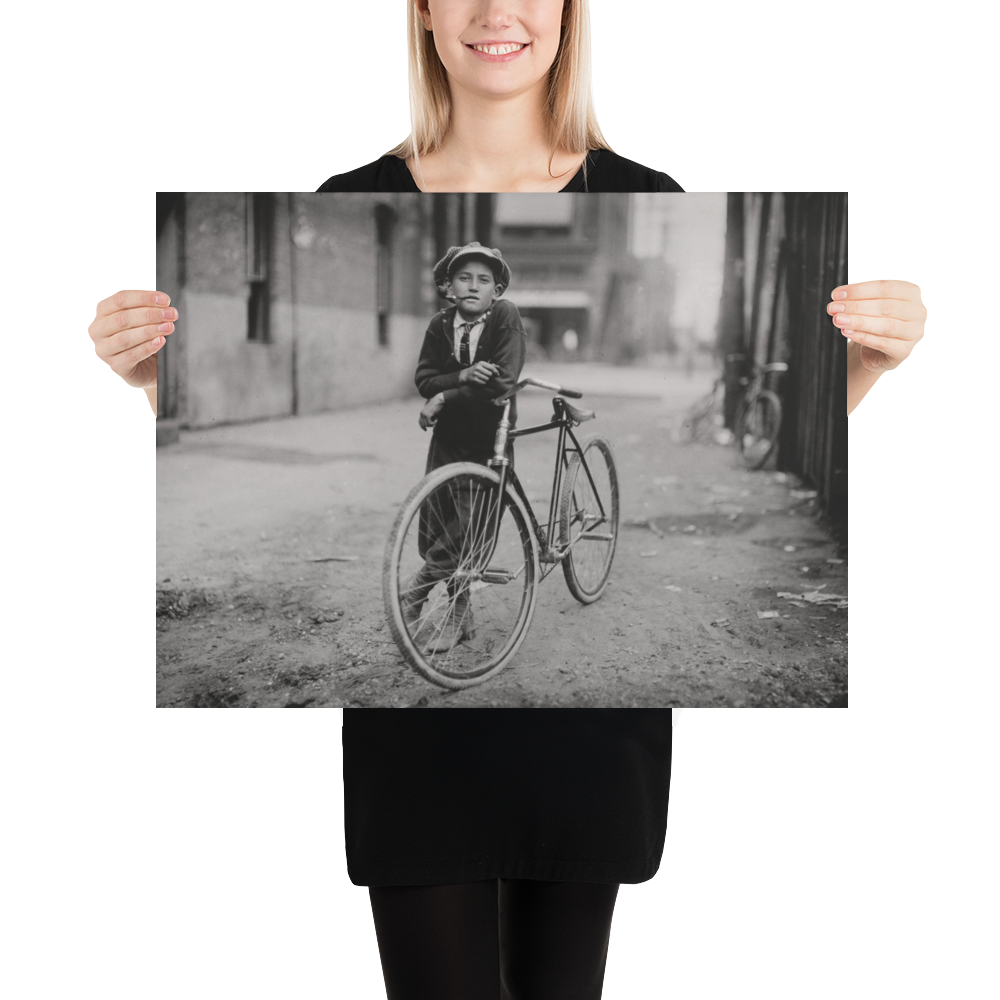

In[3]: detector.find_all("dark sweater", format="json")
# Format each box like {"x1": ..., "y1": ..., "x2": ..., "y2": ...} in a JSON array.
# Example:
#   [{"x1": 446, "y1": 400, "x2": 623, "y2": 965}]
[
  {"x1": 344, "y1": 708, "x2": 671, "y2": 886},
  {"x1": 318, "y1": 148, "x2": 684, "y2": 193},
  {"x1": 414, "y1": 300, "x2": 526, "y2": 454}
]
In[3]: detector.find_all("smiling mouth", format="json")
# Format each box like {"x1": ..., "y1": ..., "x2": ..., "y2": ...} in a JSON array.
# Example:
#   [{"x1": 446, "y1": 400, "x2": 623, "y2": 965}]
[{"x1": 467, "y1": 42, "x2": 528, "y2": 56}]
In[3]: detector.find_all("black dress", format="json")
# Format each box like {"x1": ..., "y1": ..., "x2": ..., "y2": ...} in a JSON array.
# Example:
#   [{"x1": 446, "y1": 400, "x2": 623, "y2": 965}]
[
  {"x1": 318, "y1": 147, "x2": 683, "y2": 194},
  {"x1": 343, "y1": 709, "x2": 673, "y2": 886}
]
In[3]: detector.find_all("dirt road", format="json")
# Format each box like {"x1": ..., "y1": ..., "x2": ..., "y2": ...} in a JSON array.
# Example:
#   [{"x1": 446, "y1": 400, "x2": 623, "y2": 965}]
[{"x1": 156, "y1": 363, "x2": 846, "y2": 707}]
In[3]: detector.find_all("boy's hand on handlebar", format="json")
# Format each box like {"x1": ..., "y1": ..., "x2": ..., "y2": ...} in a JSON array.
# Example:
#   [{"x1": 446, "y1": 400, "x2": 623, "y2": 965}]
[
  {"x1": 459, "y1": 361, "x2": 500, "y2": 385},
  {"x1": 419, "y1": 394, "x2": 446, "y2": 430},
  {"x1": 89, "y1": 290, "x2": 176, "y2": 389},
  {"x1": 828, "y1": 280, "x2": 925, "y2": 373}
]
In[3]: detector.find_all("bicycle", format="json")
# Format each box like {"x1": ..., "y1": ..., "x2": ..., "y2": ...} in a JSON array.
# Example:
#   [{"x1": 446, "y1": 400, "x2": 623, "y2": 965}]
[
  {"x1": 671, "y1": 352, "x2": 747, "y2": 445},
  {"x1": 382, "y1": 377, "x2": 619, "y2": 690},
  {"x1": 734, "y1": 360, "x2": 787, "y2": 470}
]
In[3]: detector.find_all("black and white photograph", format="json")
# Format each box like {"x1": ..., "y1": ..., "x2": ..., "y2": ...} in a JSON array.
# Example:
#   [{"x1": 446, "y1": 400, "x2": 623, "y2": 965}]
[{"x1": 156, "y1": 191, "x2": 847, "y2": 708}]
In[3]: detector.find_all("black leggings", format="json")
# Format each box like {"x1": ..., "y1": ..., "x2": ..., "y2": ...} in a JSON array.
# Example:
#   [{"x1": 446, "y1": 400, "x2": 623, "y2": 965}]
[{"x1": 369, "y1": 879, "x2": 620, "y2": 1000}]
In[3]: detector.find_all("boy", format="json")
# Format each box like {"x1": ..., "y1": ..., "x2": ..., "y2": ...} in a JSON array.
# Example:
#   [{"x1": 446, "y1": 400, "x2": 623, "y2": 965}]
[{"x1": 403, "y1": 242, "x2": 526, "y2": 652}]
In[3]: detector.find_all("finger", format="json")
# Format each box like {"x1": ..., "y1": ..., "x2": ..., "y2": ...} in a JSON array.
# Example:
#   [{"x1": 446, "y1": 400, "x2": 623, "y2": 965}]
[
  {"x1": 830, "y1": 279, "x2": 920, "y2": 303},
  {"x1": 828, "y1": 296, "x2": 925, "y2": 321},
  {"x1": 839, "y1": 327, "x2": 905, "y2": 359},
  {"x1": 112, "y1": 306, "x2": 178, "y2": 336},
  {"x1": 108, "y1": 333, "x2": 167, "y2": 377},
  {"x1": 94, "y1": 289, "x2": 171, "y2": 319},
  {"x1": 832, "y1": 313, "x2": 917, "y2": 342},
  {"x1": 97, "y1": 320, "x2": 175, "y2": 361}
]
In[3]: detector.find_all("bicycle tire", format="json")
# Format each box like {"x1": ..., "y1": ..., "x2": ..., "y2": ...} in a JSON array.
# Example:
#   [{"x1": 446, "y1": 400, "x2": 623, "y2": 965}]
[
  {"x1": 383, "y1": 462, "x2": 539, "y2": 689},
  {"x1": 737, "y1": 390, "x2": 782, "y2": 469},
  {"x1": 558, "y1": 435, "x2": 620, "y2": 603}
]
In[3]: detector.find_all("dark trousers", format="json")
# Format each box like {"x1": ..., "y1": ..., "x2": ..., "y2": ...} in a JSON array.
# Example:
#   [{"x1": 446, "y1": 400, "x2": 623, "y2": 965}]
[
  {"x1": 417, "y1": 435, "x2": 514, "y2": 579},
  {"x1": 369, "y1": 879, "x2": 620, "y2": 1000}
]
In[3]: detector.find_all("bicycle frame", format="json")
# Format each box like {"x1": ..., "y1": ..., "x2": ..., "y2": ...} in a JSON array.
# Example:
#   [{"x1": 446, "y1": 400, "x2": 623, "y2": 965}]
[{"x1": 485, "y1": 395, "x2": 609, "y2": 580}]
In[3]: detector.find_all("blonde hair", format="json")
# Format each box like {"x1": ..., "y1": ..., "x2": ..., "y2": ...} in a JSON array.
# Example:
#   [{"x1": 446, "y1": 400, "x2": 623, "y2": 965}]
[{"x1": 387, "y1": 0, "x2": 612, "y2": 167}]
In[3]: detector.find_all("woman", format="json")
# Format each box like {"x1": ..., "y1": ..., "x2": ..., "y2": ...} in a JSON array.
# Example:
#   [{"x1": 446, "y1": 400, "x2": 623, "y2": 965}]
[{"x1": 317, "y1": 0, "x2": 682, "y2": 195}]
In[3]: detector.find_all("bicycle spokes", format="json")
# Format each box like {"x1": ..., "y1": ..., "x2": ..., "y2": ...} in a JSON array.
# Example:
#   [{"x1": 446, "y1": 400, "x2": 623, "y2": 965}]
[{"x1": 390, "y1": 468, "x2": 536, "y2": 684}]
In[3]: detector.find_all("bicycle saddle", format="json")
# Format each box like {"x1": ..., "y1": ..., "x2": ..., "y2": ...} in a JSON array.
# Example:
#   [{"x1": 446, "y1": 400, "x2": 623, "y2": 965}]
[{"x1": 560, "y1": 399, "x2": 595, "y2": 425}]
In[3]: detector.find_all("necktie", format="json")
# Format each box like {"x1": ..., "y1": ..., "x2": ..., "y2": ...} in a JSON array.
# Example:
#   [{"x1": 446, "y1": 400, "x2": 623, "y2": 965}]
[{"x1": 458, "y1": 322, "x2": 472, "y2": 365}]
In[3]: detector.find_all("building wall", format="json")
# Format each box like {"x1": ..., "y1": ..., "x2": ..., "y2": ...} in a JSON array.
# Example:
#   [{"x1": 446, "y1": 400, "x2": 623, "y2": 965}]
[
  {"x1": 156, "y1": 193, "x2": 432, "y2": 430},
  {"x1": 716, "y1": 193, "x2": 848, "y2": 533}
]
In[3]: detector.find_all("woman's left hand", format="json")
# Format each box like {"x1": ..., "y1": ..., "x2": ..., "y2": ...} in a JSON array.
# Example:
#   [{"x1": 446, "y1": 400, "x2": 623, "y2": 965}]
[{"x1": 828, "y1": 280, "x2": 926, "y2": 372}]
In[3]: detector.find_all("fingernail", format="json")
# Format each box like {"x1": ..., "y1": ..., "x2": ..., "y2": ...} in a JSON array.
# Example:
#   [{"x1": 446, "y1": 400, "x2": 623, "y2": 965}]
[
  {"x1": 835, "y1": 315, "x2": 850, "y2": 327},
  {"x1": 828, "y1": 303, "x2": 845, "y2": 314},
  {"x1": 832, "y1": 288, "x2": 848, "y2": 300},
  {"x1": 160, "y1": 308, "x2": 176, "y2": 320},
  {"x1": 154, "y1": 293, "x2": 168, "y2": 305},
  {"x1": 157, "y1": 322, "x2": 173, "y2": 332},
  {"x1": 153, "y1": 336, "x2": 164, "y2": 347}
]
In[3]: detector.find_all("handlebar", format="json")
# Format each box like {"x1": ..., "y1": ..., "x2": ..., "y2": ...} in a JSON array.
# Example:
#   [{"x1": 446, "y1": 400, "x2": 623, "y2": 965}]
[
  {"x1": 493, "y1": 377, "x2": 583, "y2": 404},
  {"x1": 727, "y1": 355, "x2": 789, "y2": 376}
]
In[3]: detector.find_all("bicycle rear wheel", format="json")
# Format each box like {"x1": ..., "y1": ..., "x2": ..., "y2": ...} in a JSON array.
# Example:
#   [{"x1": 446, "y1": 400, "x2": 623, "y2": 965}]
[
  {"x1": 738, "y1": 390, "x2": 782, "y2": 469},
  {"x1": 383, "y1": 463, "x2": 539, "y2": 689},
  {"x1": 559, "y1": 436, "x2": 619, "y2": 604}
]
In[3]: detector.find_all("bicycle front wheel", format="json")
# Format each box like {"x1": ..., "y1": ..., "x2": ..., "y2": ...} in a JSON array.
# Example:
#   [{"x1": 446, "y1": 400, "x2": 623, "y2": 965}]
[
  {"x1": 559, "y1": 436, "x2": 620, "y2": 604},
  {"x1": 738, "y1": 390, "x2": 782, "y2": 469},
  {"x1": 383, "y1": 463, "x2": 539, "y2": 689}
]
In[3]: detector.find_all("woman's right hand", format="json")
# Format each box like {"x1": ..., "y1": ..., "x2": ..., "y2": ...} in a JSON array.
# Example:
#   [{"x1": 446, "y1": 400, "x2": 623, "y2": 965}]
[{"x1": 88, "y1": 290, "x2": 176, "y2": 389}]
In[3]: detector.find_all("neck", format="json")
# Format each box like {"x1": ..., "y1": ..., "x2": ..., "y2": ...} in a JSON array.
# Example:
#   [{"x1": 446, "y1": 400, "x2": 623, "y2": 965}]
[{"x1": 409, "y1": 79, "x2": 587, "y2": 193}]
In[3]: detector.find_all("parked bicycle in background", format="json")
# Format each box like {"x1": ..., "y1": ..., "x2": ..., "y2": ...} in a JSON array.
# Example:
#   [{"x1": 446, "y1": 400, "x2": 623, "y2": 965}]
[
  {"x1": 734, "y1": 357, "x2": 788, "y2": 469},
  {"x1": 673, "y1": 353, "x2": 788, "y2": 469}
]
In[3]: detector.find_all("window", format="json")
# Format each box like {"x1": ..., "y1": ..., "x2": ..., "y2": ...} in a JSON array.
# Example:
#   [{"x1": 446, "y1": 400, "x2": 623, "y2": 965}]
[{"x1": 495, "y1": 193, "x2": 574, "y2": 236}]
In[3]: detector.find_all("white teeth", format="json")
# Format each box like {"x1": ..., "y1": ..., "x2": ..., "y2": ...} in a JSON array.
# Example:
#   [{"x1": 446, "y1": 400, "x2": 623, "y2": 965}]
[{"x1": 473, "y1": 43, "x2": 524, "y2": 55}]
